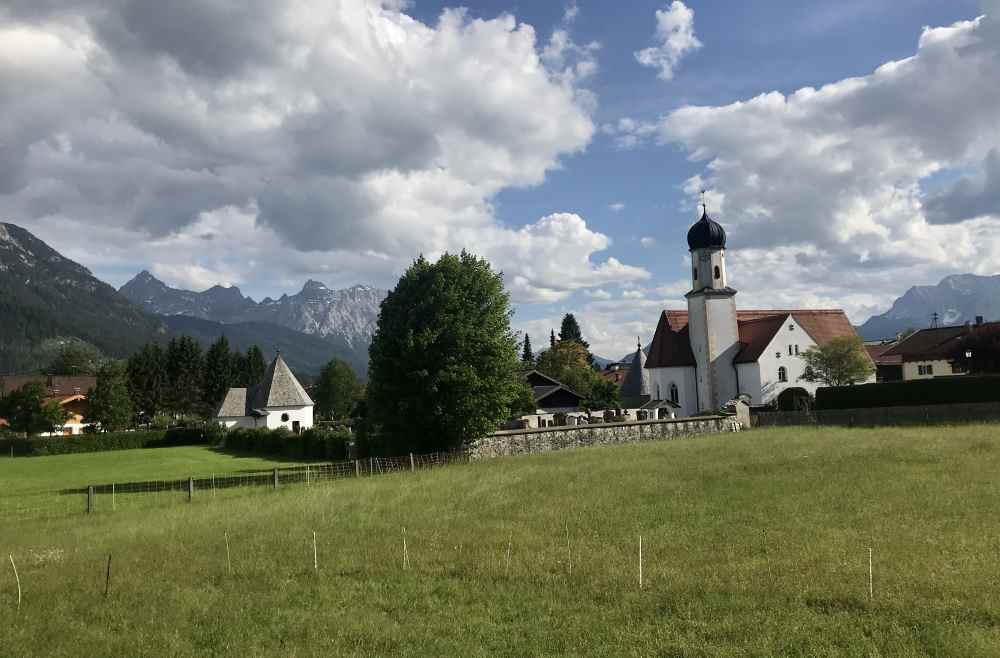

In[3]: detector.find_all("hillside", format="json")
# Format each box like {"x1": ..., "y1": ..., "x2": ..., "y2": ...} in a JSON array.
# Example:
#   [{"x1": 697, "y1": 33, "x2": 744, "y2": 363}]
[
  {"x1": 0, "y1": 223, "x2": 163, "y2": 372},
  {"x1": 859, "y1": 273, "x2": 1000, "y2": 340},
  {"x1": 5, "y1": 425, "x2": 1000, "y2": 656}
]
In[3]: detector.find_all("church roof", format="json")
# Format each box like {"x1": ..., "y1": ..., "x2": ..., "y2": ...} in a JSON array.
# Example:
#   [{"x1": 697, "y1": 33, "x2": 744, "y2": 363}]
[
  {"x1": 687, "y1": 208, "x2": 727, "y2": 251},
  {"x1": 215, "y1": 353, "x2": 313, "y2": 418},
  {"x1": 251, "y1": 352, "x2": 314, "y2": 408},
  {"x1": 620, "y1": 341, "x2": 651, "y2": 399},
  {"x1": 645, "y1": 309, "x2": 860, "y2": 368}
]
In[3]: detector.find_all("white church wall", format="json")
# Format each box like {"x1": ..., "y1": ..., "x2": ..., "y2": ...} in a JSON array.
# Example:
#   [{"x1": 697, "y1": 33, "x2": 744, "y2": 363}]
[
  {"x1": 218, "y1": 417, "x2": 260, "y2": 430},
  {"x1": 263, "y1": 405, "x2": 314, "y2": 432},
  {"x1": 755, "y1": 315, "x2": 820, "y2": 404},
  {"x1": 648, "y1": 366, "x2": 699, "y2": 418}
]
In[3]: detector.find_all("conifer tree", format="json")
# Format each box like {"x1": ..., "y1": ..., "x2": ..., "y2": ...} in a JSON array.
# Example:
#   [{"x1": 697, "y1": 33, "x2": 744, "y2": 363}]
[
  {"x1": 87, "y1": 361, "x2": 133, "y2": 431},
  {"x1": 521, "y1": 334, "x2": 534, "y2": 365},
  {"x1": 165, "y1": 336, "x2": 204, "y2": 416},
  {"x1": 202, "y1": 336, "x2": 233, "y2": 413},
  {"x1": 127, "y1": 343, "x2": 166, "y2": 420},
  {"x1": 245, "y1": 345, "x2": 267, "y2": 388}
]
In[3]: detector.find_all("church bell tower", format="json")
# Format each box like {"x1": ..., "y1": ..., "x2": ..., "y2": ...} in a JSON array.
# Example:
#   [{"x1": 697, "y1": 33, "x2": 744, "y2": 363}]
[{"x1": 685, "y1": 200, "x2": 740, "y2": 411}]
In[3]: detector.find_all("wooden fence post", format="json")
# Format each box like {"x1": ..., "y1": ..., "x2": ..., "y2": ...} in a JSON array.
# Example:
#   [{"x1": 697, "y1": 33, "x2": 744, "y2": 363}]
[
  {"x1": 87, "y1": 485, "x2": 94, "y2": 514},
  {"x1": 188, "y1": 477, "x2": 194, "y2": 503},
  {"x1": 355, "y1": 460, "x2": 360, "y2": 477},
  {"x1": 410, "y1": 453, "x2": 415, "y2": 472},
  {"x1": 273, "y1": 468, "x2": 279, "y2": 489}
]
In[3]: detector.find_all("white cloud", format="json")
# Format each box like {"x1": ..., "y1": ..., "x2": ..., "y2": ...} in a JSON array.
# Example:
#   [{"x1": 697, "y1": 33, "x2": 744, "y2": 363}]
[
  {"x1": 563, "y1": 1, "x2": 580, "y2": 24},
  {"x1": 639, "y1": 236, "x2": 657, "y2": 248},
  {"x1": 0, "y1": 1, "x2": 640, "y2": 303},
  {"x1": 614, "y1": 8, "x2": 1000, "y2": 318},
  {"x1": 609, "y1": 202, "x2": 626, "y2": 212},
  {"x1": 585, "y1": 289, "x2": 612, "y2": 300},
  {"x1": 634, "y1": 1, "x2": 702, "y2": 81},
  {"x1": 601, "y1": 117, "x2": 659, "y2": 150}
]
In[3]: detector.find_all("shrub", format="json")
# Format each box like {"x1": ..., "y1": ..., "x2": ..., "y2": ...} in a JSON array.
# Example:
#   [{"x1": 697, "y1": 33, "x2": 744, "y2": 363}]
[
  {"x1": 0, "y1": 426, "x2": 213, "y2": 457},
  {"x1": 816, "y1": 376, "x2": 1000, "y2": 410},
  {"x1": 224, "y1": 426, "x2": 351, "y2": 460}
]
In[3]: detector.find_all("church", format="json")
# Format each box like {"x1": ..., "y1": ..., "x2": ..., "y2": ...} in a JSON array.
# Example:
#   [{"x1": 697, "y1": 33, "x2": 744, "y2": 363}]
[
  {"x1": 216, "y1": 352, "x2": 314, "y2": 432},
  {"x1": 644, "y1": 206, "x2": 871, "y2": 417}
]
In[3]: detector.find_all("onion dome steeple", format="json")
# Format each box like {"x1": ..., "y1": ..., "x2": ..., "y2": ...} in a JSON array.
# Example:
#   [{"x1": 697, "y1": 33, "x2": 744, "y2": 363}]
[{"x1": 686, "y1": 205, "x2": 727, "y2": 251}]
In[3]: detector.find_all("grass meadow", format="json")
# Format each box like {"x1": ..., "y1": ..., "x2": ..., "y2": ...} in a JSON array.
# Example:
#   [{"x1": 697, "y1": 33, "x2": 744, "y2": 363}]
[
  {"x1": 0, "y1": 446, "x2": 314, "y2": 520},
  {"x1": 2, "y1": 425, "x2": 1000, "y2": 656}
]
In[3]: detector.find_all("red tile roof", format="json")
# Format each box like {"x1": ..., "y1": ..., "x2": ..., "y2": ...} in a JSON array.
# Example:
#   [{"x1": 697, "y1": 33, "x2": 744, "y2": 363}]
[
  {"x1": 646, "y1": 309, "x2": 861, "y2": 368},
  {"x1": 866, "y1": 343, "x2": 903, "y2": 365}
]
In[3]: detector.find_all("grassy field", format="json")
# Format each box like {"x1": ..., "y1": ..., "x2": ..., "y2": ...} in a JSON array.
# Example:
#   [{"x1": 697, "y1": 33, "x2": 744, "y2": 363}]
[
  {"x1": 2, "y1": 424, "x2": 1000, "y2": 656},
  {"x1": 1, "y1": 446, "x2": 314, "y2": 495}
]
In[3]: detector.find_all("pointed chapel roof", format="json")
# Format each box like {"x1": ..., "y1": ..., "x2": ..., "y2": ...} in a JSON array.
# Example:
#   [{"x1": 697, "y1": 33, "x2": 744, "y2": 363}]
[
  {"x1": 251, "y1": 352, "x2": 314, "y2": 408},
  {"x1": 620, "y1": 339, "x2": 651, "y2": 399}
]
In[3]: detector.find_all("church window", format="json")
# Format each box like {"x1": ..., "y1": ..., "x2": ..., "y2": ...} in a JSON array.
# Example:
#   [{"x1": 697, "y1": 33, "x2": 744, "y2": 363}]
[
  {"x1": 778, "y1": 366, "x2": 788, "y2": 383},
  {"x1": 788, "y1": 345, "x2": 793, "y2": 356},
  {"x1": 713, "y1": 265, "x2": 720, "y2": 279},
  {"x1": 281, "y1": 413, "x2": 290, "y2": 422},
  {"x1": 794, "y1": 345, "x2": 800, "y2": 355},
  {"x1": 789, "y1": 324, "x2": 795, "y2": 331},
  {"x1": 669, "y1": 383, "x2": 679, "y2": 404},
  {"x1": 775, "y1": 352, "x2": 781, "y2": 359},
  {"x1": 693, "y1": 267, "x2": 698, "y2": 280}
]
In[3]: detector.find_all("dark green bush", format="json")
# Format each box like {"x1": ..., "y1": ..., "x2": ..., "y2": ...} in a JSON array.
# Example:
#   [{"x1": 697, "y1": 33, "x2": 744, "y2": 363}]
[
  {"x1": 224, "y1": 426, "x2": 351, "y2": 460},
  {"x1": 816, "y1": 376, "x2": 1000, "y2": 410},
  {"x1": 0, "y1": 426, "x2": 213, "y2": 457}
]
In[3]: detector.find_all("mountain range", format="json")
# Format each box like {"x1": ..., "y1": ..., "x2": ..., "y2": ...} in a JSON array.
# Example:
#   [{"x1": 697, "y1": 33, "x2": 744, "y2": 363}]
[
  {"x1": 0, "y1": 222, "x2": 382, "y2": 376},
  {"x1": 856, "y1": 274, "x2": 1000, "y2": 340},
  {"x1": 119, "y1": 271, "x2": 386, "y2": 373}
]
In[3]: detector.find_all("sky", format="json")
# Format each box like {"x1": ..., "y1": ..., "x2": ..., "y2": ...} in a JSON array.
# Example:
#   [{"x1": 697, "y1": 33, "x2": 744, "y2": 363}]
[{"x1": 3, "y1": 0, "x2": 1000, "y2": 358}]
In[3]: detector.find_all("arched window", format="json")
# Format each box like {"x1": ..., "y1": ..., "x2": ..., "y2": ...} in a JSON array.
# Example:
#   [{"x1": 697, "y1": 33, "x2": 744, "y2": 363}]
[
  {"x1": 692, "y1": 267, "x2": 698, "y2": 281},
  {"x1": 713, "y1": 265, "x2": 721, "y2": 279},
  {"x1": 777, "y1": 367, "x2": 788, "y2": 383},
  {"x1": 669, "y1": 383, "x2": 679, "y2": 403}
]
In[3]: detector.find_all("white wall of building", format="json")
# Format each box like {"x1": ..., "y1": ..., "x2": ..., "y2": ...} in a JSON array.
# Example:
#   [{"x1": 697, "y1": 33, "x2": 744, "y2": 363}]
[
  {"x1": 753, "y1": 315, "x2": 820, "y2": 403},
  {"x1": 218, "y1": 416, "x2": 261, "y2": 430},
  {"x1": 902, "y1": 359, "x2": 954, "y2": 380},
  {"x1": 648, "y1": 366, "x2": 699, "y2": 417},
  {"x1": 263, "y1": 405, "x2": 314, "y2": 431}
]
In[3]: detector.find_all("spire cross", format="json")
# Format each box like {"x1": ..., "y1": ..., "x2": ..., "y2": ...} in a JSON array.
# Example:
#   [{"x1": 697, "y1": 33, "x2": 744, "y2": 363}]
[{"x1": 700, "y1": 189, "x2": 708, "y2": 215}]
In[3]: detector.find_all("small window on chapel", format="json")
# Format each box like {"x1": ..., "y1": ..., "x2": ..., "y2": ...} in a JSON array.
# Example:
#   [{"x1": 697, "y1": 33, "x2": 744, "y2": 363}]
[
  {"x1": 788, "y1": 345, "x2": 793, "y2": 356},
  {"x1": 794, "y1": 345, "x2": 800, "y2": 355},
  {"x1": 789, "y1": 324, "x2": 795, "y2": 331},
  {"x1": 713, "y1": 265, "x2": 720, "y2": 279},
  {"x1": 778, "y1": 367, "x2": 788, "y2": 383}
]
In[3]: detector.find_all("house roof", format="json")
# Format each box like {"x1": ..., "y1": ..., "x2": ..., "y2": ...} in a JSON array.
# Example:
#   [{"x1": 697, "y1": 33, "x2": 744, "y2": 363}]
[
  {"x1": 523, "y1": 370, "x2": 585, "y2": 405},
  {"x1": 646, "y1": 309, "x2": 860, "y2": 368},
  {"x1": 215, "y1": 353, "x2": 313, "y2": 418},
  {"x1": 866, "y1": 343, "x2": 903, "y2": 365},
  {"x1": 0, "y1": 375, "x2": 97, "y2": 398},
  {"x1": 880, "y1": 324, "x2": 976, "y2": 361}
]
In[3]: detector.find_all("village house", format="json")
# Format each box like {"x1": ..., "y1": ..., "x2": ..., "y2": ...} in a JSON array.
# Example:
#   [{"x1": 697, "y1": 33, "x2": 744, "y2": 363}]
[
  {"x1": 0, "y1": 375, "x2": 96, "y2": 435},
  {"x1": 874, "y1": 319, "x2": 996, "y2": 381},
  {"x1": 644, "y1": 206, "x2": 873, "y2": 416},
  {"x1": 215, "y1": 352, "x2": 314, "y2": 432}
]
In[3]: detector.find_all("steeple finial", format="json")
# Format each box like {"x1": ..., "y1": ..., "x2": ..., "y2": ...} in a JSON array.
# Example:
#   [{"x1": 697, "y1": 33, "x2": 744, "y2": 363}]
[
  {"x1": 637, "y1": 335, "x2": 642, "y2": 351},
  {"x1": 700, "y1": 189, "x2": 707, "y2": 216}
]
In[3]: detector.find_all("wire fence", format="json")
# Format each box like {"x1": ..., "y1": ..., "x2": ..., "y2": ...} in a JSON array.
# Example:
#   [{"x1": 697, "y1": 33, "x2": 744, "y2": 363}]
[{"x1": 1, "y1": 451, "x2": 472, "y2": 522}]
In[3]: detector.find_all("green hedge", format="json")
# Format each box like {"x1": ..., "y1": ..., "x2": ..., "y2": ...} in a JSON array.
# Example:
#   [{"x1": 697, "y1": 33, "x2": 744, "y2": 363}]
[
  {"x1": 224, "y1": 427, "x2": 351, "y2": 461},
  {"x1": 0, "y1": 426, "x2": 219, "y2": 457},
  {"x1": 816, "y1": 376, "x2": 1000, "y2": 410}
]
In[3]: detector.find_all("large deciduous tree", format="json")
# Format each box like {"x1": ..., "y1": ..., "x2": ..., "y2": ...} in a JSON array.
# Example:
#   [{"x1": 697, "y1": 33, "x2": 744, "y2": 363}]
[
  {"x1": 87, "y1": 361, "x2": 133, "y2": 431},
  {"x1": 0, "y1": 382, "x2": 68, "y2": 436},
  {"x1": 367, "y1": 252, "x2": 522, "y2": 454},
  {"x1": 535, "y1": 340, "x2": 619, "y2": 409},
  {"x1": 314, "y1": 358, "x2": 360, "y2": 420},
  {"x1": 800, "y1": 336, "x2": 874, "y2": 387}
]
